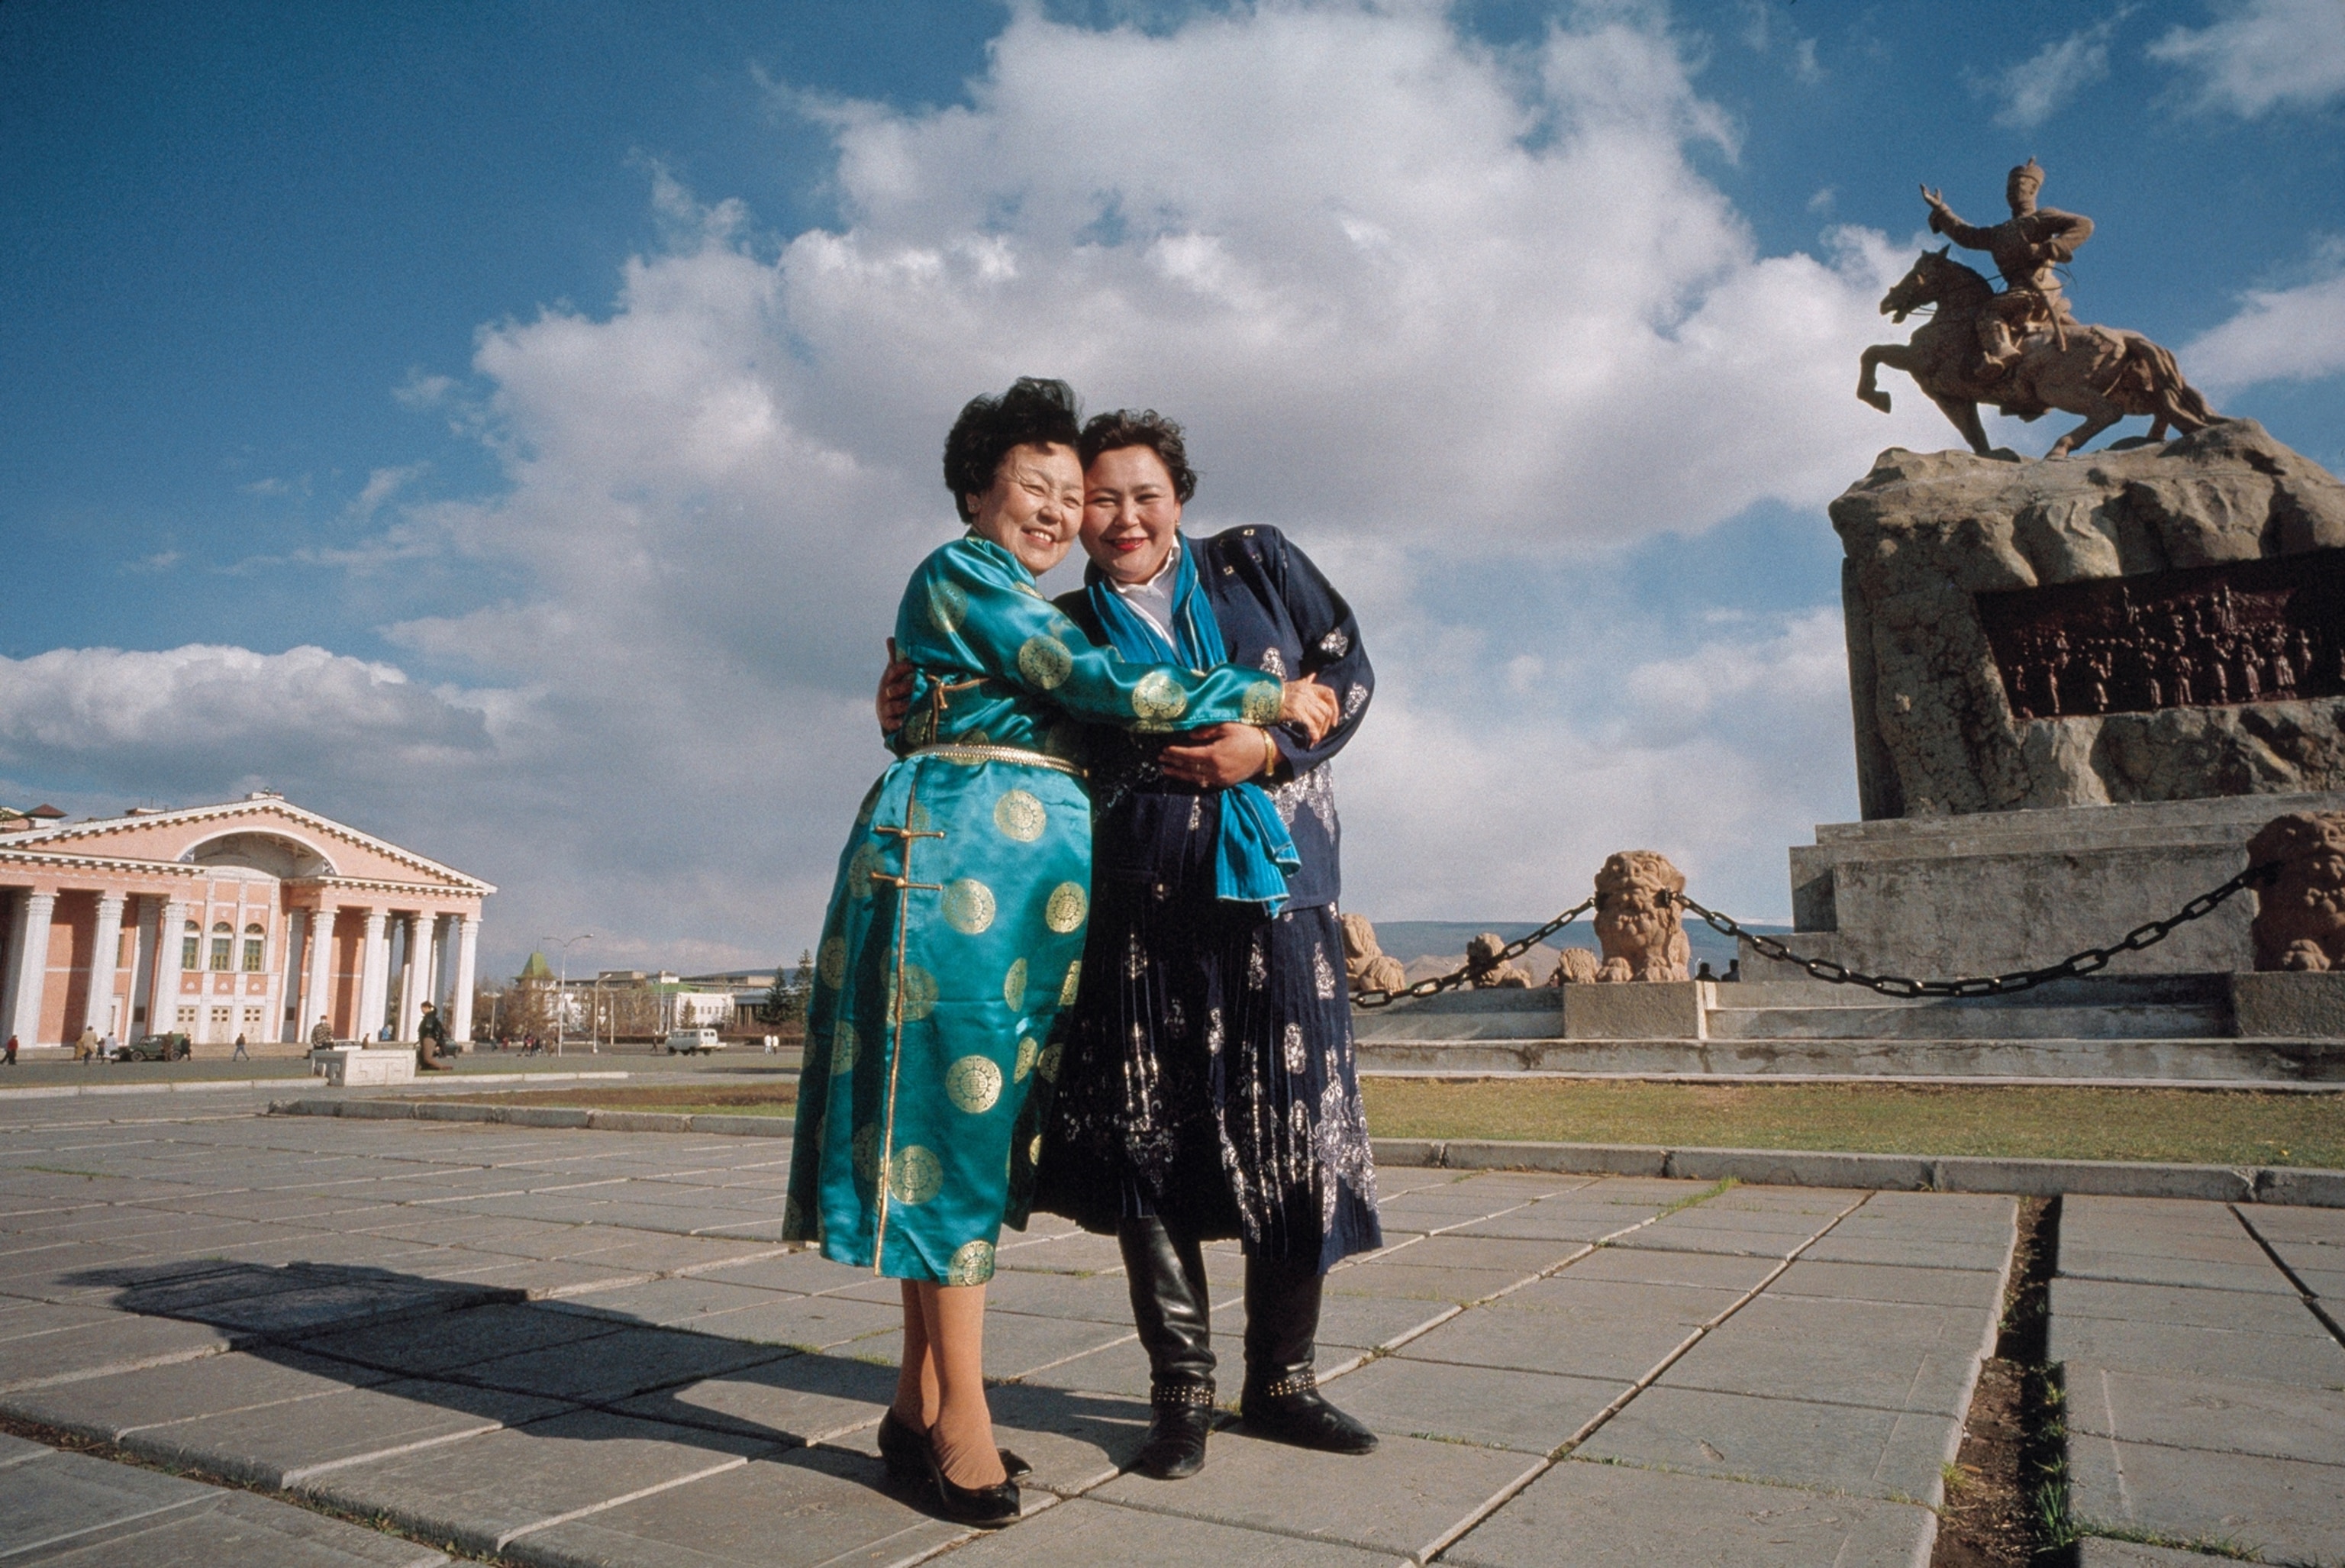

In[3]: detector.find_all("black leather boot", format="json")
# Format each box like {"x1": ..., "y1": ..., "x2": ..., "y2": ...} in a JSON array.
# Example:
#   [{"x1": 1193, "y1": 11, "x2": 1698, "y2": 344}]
[
  {"x1": 1239, "y1": 1253, "x2": 1377, "y2": 1454},
  {"x1": 1118, "y1": 1216, "x2": 1217, "y2": 1479}
]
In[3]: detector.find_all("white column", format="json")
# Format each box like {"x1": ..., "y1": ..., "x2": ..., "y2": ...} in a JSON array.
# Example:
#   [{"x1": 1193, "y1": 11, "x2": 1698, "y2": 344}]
[
  {"x1": 149, "y1": 898, "x2": 188, "y2": 1040},
  {"x1": 128, "y1": 898, "x2": 160, "y2": 1035},
  {"x1": 0, "y1": 891, "x2": 27, "y2": 1044},
  {"x1": 448, "y1": 914, "x2": 479, "y2": 1043},
  {"x1": 356, "y1": 908, "x2": 388, "y2": 1041},
  {"x1": 85, "y1": 892, "x2": 125, "y2": 1037},
  {"x1": 301, "y1": 905, "x2": 337, "y2": 1040},
  {"x1": 428, "y1": 915, "x2": 450, "y2": 1011},
  {"x1": 396, "y1": 913, "x2": 425, "y2": 1041},
  {"x1": 5, "y1": 892, "x2": 57, "y2": 1047}
]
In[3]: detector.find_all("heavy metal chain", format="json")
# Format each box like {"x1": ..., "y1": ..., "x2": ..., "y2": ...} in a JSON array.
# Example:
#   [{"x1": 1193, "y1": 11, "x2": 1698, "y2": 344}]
[
  {"x1": 1350, "y1": 896, "x2": 1598, "y2": 1009},
  {"x1": 1665, "y1": 864, "x2": 2275, "y2": 1000}
]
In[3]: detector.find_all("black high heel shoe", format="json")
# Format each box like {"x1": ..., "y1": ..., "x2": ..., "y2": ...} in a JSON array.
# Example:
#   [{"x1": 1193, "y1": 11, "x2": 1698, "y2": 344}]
[
  {"x1": 876, "y1": 1410, "x2": 1031, "y2": 1485},
  {"x1": 923, "y1": 1433, "x2": 1021, "y2": 1528}
]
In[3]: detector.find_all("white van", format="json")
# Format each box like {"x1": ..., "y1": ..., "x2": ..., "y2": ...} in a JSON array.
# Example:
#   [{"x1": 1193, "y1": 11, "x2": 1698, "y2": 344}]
[{"x1": 663, "y1": 1028, "x2": 724, "y2": 1055}]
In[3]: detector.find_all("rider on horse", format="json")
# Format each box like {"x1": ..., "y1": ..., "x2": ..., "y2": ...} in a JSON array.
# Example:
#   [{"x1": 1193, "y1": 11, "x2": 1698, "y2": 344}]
[{"x1": 1921, "y1": 159, "x2": 2094, "y2": 379}]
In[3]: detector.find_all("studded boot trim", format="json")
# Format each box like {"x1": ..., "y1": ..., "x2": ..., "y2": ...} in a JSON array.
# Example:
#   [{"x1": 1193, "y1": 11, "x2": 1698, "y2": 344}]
[
  {"x1": 1255, "y1": 1370, "x2": 1316, "y2": 1399},
  {"x1": 1151, "y1": 1382, "x2": 1217, "y2": 1408}
]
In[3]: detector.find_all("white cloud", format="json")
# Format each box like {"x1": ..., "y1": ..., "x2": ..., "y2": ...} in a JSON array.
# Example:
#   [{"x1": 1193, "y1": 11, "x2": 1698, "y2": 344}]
[
  {"x1": 2185, "y1": 267, "x2": 2345, "y2": 390},
  {"x1": 1983, "y1": 14, "x2": 2126, "y2": 127},
  {"x1": 2151, "y1": 0, "x2": 2345, "y2": 116},
  {"x1": 15, "y1": 5, "x2": 1976, "y2": 964}
]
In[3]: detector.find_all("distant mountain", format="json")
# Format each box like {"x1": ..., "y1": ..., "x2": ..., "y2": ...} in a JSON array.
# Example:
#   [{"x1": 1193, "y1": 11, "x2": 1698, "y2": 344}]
[{"x1": 1365, "y1": 918, "x2": 1791, "y2": 976}]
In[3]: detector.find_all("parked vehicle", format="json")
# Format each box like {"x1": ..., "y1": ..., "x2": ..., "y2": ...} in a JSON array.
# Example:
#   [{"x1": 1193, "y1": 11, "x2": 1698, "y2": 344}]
[
  {"x1": 113, "y1": 1033, "x2": 192, "y2": 1063},
  {"x1": 663, "y1": 1028, "x2": 724, "y2": 1055}
]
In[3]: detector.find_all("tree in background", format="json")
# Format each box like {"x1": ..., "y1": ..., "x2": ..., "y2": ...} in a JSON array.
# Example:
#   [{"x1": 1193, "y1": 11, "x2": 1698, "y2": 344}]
[{"x1": 760, "y1": 949, "x2": 815, "y2": 1026}]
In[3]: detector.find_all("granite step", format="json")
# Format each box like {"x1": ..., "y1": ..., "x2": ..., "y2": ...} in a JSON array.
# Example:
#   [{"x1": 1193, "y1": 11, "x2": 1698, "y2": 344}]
[
  {"x1": 1705, "y1": 1002, "x2": 2229, "y2": 1041},
  {"x1": 1356, "y1": 1035, "x2": 2345, "y2": 1081}
]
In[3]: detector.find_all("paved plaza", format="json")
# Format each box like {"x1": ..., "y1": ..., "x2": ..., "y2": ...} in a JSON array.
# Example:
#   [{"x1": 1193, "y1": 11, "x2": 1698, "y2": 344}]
[{"x1": 0, "y1": 1092, "x2": 2340, "y2": 1566}]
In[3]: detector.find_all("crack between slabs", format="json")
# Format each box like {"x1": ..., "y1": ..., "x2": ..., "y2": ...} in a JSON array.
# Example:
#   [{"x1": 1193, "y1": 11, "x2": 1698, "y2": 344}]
[{"x1": 2227, "y1": 1204, "x2": 2345, "y2": 1349}]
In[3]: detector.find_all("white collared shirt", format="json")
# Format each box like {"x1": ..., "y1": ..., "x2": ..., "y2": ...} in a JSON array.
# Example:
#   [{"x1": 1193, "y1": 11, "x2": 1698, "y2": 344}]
[{"x1": 1111, "y1": 537, "x2": 1182, "y2": 646}]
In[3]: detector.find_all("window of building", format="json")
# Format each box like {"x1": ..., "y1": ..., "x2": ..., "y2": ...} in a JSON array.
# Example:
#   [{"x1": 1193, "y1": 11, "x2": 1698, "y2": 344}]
[
  {"x1": 182, "y1": 921, "x2": 199, "y2": 972},
  {"x1": 210, "y1": 922, "x2": 233, "y2": 972},
  {"x1": 175, "y1": 1005, "x2": 197, "y2": 1031},
  {"x1": 242, "y1": 923, "x2": 265, "y2": 973}
]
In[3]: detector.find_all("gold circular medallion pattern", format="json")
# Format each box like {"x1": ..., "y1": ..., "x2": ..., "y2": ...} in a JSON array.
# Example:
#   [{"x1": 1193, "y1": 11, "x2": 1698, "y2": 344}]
[
  {"x1": 1030, "y1": 1134, "x2": 1043, "y2": 1165},
  {"x1": 1037, "y1": 1041, "x2": 1064, "y2": 1083},
  {"x1": 1131, "y1": 669, "x2": 1189, "y2": 722},
  {"x1": 1017, "y1": 634, "x2": 1074, "y2": 690},
  {"x1": 1044, "y1": 881, "x2": 1089, "y2": 933},
  {"x1": 852, "y1": 1124, "x2": 881, "y2": 1185},
  {"x1": 1003, "y1": 957, "x2": 1027, "y2": 1011},
  {"x1": 947, "y1": 1239, "x2": 996, "y2": 1286},
  {"x1": 992, "y1": 789, "x2": 1045, "y2": 842},
  {"x1": 830, "y1": 1021, "x2": 857, "y2": 1076},
  {"x1": 1014, "y1": 1035, "x2": 1038, "y2": 1083},
  {"x1": 942, "y1": 878, "x2": 996, "y2": 935},
  {"x1": 887, "y1": 964, "x2": 938, "y2": 1024},
  {"x1": 1243, "y1": 679, "x2": 1282, "y2": 725},
  {"x1": 847, "y1": 843, "x2": 882, "y2": 901},
  {"x1": 889, "y1": 1144, "x2": 943, "y2": 1205},
  {"x1": 1059, "y1": 959, "x2": 1082, "y2": 1006},
  {"x1": 818, "y1": 936, "x2": 847, "y2": 989},
  {"x1": 928, "y1": 580, "x2": 969, "y2": 636},
  {"x1": 946, "y1": 1054, "x2": 1003, "y2": 1115}
]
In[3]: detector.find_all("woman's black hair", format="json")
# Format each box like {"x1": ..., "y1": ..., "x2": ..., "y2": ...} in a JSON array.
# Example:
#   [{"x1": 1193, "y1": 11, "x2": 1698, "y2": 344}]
[
  {"x1": 1077, "y1": 408, "x2": 1198, "y2": 503},
  {"x1": 942, "y1": 376, "x2": 1082, "y2": 523}
]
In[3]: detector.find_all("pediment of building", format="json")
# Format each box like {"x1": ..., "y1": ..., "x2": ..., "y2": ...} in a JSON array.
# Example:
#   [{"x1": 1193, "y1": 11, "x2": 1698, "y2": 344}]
[{"x1": 0, "y1": 799, "x2": 494, "y2": 895}]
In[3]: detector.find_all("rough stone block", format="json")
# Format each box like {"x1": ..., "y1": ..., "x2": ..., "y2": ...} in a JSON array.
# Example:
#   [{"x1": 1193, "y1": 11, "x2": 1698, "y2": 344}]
[
  {"x1": 2257, "y1": 1166, "x2": 2345, "y2": 1207},
  {"x1": 499, "y1": 1107, "x2": 591, "y2": 1129},
  {"x1": 1562, "y1": 981, "x2": 1705, "y2": 1040},
  {"x1": 410, "y1": 1102, "x2": 497, "y2": 1124},
  {"x1": 1440, "y1": 1457, "x2": 1935, "y2": 1567},
  {"x1": 1369, "y1": 1137, "x2": 1443, "y2": 1170},
  {"x1": 336, "y1": 1100, "x2": 418, "y2": 1121},
  {"x1": 585, "y1": 1111, "x2": 692, "y2": 1134},
  {"x1": 2230, "y1": 970, "x2": 2345, "y2": 1038}
]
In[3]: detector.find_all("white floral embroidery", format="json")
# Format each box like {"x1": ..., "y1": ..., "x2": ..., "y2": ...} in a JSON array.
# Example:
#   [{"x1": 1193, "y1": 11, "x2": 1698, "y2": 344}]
[
  {"x1": 1311, "y1": 944, "x2": 1339, "y2": 1000},
  {"x1": 1319, "y1": 629, "x2": 1350, "y2": 657},
  {"x1": 1343, "y1": 682, "x2": 1369, "y2": 718},
  {"x1": 1282, "y1": 1022, "x2": 1307, "y2": 1073},
  {"x1": 1247, "y1": 936, "x2": 1269, "y2": 990},
  {"x1": 1258, "y1": 647, "x2": 1287, "y2": 678}
]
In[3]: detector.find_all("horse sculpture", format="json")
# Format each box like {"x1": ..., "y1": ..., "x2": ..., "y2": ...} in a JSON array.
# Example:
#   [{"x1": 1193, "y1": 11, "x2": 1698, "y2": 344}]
[{"x1": 1857, "y1": 247, "x2": 2219, "y2": 458}]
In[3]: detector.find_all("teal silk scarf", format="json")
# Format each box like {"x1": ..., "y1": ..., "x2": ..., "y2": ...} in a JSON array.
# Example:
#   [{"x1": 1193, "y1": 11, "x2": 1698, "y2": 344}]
[{"x1": 1088, "y1": 539, "x2": 1300, "y2": 915}]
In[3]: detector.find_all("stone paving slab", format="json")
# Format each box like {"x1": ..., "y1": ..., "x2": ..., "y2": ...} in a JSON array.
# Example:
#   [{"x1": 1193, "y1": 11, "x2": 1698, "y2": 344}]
[
  {"x1": 2047, "y1": 1314, "x2": 2345, "y2": 1386},
  {"x1": 37, "y1": 1487, "x2": 451, "y2": 1568},
  {"x1": 2067, "y1": 1436, "x2": 2345, "y2": 1564},
  {"x1": 1092, "y1": 1426, "x2": 1536, "y2": 1560},
  {"x1": 0, "y1": 1447, "x2": 218, "y2": 1560},
  {"x1": 2068, "y1": 1360, "x2": 2345, "y2": 1466},
  {"x1": 940, "y1": 1495, "x2": 1411, "y2": 1566},
  {"x1": 2076, "y1": 1541, "x2": 2243, "y2": 1567},
  {"x1": 1550, "y1": 1247, "x2": 1781, "y2": 1292},
  {"x1": 0, "y1": 1348, "x2": 393, "y2": 1441},
  {"x1": 2050, "y1": 1276, "x2": 2337, "y2": 1335},
  {"x1": 299, "y1": 1408, "x2": 776, "y2": 1556},
  {"x1": 1328, "y1": 1353, "x2": 1624, "y2": 1453},
  {"x1": 295, "y1": 1299, "x2": 627, "y2": 1378},
  {"x1": 1768, "y1": 1258, "x2": 2005, "y2": 1308},
  {"x1": 1436, "y1": 1457, "x2": 1935, "y2": 1567},
  {"x1": 1391, "y1": 1293, "x2": 1711, "y2": 1384},
  {"x1": 825, "y1": 1380, "x2": 1155, "y2": 1498},
  {"x1": 1659, "y1": 1295, "x2": 1995, "y2": 1417},
  {"x1": 450, "y1": 1322, "x2": 791, "y2": 1402},
  {"x1": 0, "y1": 1312, "x2": 241, "y2": 1392},
  {"x1": 1576, "y1": 1386, "x2": 1960, "y2": 1505},
  {"x1": 508, "y1": 1446, "x2": 973, "y2": 1568},
  {"x1": 121, "y1": 1374, "x2": 572, "y2": 1488}
]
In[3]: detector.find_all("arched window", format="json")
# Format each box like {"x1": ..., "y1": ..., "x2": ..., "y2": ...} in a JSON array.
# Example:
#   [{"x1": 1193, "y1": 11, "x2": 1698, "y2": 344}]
[
  {"x1": 181, "y1": 919, "x2": 199, "y2": 972},
  {"x1": 210, "y1": 921, "x2": 233, "y2": 972},
  {"x1": 242, "y1": 923, "x2": 266, "y2": 973}
]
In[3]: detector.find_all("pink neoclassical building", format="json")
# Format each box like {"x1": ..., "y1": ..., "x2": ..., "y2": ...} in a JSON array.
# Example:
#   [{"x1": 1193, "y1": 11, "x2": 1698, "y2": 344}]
[{"x1": 0, "y1": 794, "x2": 493, "y2": 1054}]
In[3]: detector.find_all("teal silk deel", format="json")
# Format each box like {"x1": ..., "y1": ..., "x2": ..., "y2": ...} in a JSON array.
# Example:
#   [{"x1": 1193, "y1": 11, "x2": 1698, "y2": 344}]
[{"x1": 782, "y1": 534, "x2": 1284, "y2": 1283}]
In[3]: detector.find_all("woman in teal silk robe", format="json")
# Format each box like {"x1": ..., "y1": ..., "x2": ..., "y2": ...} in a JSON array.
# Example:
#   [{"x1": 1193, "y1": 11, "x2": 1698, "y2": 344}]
[{"x1": 781, "y1": 379, "x2": 1324, "y2": 1521}]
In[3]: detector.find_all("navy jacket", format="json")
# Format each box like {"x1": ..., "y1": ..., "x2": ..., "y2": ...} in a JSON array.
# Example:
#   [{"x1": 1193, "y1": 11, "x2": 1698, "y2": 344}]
[{"x1": 1055, "y1": 525, "x2": 1372, "y2": 913}]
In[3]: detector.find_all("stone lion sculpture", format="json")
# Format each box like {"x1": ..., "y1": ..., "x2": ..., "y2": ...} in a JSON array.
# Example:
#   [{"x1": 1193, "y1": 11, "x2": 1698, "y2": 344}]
[
  {"x1": 1466, "y1": 932, "x2": 1531, "y2": 988},
  {"x1": 1593, "y1": 850, "x2": 1692, "y2": 982},
  {"x1": 2246, "y1": 812, "x2": 2345, "y2": 971},
  {"x1": 1338, "y1": 912, "x2": 1408, "y2": 995},
  {"x1": 1549, "y1": 947, "x2": 1602, "y2": 986}
]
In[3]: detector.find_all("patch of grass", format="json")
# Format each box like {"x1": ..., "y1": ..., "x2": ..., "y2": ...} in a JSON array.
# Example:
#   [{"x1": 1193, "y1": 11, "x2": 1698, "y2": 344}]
[{"x1": 1360, "y1": 1079, "x2": 2345, "y2": 1166}]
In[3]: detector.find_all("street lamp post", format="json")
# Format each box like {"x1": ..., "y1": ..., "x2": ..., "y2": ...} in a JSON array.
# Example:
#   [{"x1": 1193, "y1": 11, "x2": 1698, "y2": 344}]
[{"x1": 540, "y1": 933, "x2": 592, "y2": 1057}]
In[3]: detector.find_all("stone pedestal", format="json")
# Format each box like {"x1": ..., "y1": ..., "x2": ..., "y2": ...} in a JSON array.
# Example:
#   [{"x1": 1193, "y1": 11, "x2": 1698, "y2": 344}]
[
  {"x1": 311, "y1": 1047, "x2": 417, "y2": 1088},
  {"x1": 1754, "y1": 789, "x2": 2345, "y2": 981}
]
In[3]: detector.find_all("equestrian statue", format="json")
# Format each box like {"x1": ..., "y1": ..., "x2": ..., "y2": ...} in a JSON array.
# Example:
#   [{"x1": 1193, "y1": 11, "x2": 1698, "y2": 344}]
[{"x1": 1857, "y1": 159, "x2": 2220, "y2": 459}]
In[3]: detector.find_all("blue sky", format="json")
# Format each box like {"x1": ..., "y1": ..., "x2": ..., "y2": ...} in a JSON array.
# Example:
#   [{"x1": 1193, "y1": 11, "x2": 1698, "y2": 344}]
[{"x1": 5, "y1": 0, "x2": 2343, "y2": 974}]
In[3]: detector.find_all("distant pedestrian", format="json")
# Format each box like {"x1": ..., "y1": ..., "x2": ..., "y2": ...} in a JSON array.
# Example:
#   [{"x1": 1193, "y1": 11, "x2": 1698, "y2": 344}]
[
  {"x1": 309, "y1": 1018, "x2": 334, "y2": 1050},
  {"x1": 415, "y1": 1003, "x2": 453, "y2": 1072},
  {"x1": 102, "y1": 1031, "x2": 120, "y2": 1061},
  {"x1": 763, "y1": 1034, "x2": 779, "y2": 1055},
  {"x1": 76, "y1": 1025, "x2": 99, "y2": 1063},
  {"x1": 2, "y1": 1034, "x2": 17, "y2": 1066},
  {"x1": 231, "y1": 1033, "x2": 250, "y2": 1061}
]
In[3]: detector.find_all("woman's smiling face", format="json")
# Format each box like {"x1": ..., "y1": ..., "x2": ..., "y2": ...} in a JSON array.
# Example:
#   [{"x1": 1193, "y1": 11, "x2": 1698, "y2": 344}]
[
  {"x1": 968, "y1": 442, "x2": 1085, "y2": 576},
  {"x1": 1081, "y1": 444, "x2": 1182, "y2": 585}
]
